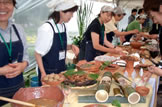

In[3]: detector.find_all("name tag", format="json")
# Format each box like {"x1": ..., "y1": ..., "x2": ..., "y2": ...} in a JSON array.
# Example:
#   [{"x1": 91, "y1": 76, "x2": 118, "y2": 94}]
[{"x1": 59, "y1": 51, "x2": 65, "y2": 60}]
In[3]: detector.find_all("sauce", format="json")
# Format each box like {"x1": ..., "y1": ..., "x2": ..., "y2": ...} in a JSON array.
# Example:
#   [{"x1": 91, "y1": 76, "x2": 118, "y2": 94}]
[{"x1": 23, "y1": 98, "x2": 57, "y2": 107}]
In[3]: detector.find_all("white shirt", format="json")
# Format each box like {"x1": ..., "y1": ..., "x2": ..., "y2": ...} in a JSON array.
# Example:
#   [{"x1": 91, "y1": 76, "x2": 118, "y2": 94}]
[{"x1": 35, "y1": 19, "x2": 66, "y2": 56}]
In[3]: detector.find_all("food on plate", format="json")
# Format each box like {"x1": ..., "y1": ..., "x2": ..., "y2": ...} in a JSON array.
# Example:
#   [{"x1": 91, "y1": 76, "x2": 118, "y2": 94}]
[
  {"x1": 95, "y1": 55, "x2": 117, "y2": 62},
  {"x1": 76, "y1": 61, "x2": 102, "y2": 72},
  {"x1": 120, "y1": 55, "x2": 139, "y2": 61},
  {"x1": 130, "y1": 41, "x2": 144, "y2": 49},
  {"x1": 63, "y1": 70, "x2": 98, "y2": 87},
  {"x1": 76, "y1": 60, "x2": 87, "y2": 67},
  {"x1": 42, "y1": 73, "x2": 65, "y2": 86},
  {"x1": 139, "y1": 50, "x2": 150, "y2": 58},
  {"x1": 135, "y1": 86, "x2": 150, "y2": 96},
  {"x1": 104, "y1": 64, "x2": 120, "y2": 71}
]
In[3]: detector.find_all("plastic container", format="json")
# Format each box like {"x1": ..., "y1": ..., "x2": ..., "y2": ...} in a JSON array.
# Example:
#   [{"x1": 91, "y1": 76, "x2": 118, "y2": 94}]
[{"x1": 30, "y1": 75, "x2": 39, "y2": 87}]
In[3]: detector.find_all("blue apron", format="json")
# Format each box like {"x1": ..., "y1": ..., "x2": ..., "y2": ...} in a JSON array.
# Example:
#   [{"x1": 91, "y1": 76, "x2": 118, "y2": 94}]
[
  {"x1": 85, "y1": 25, "x2": 105, "y2": 61},
  {"x1": 38, "y1": 22, "x2": 67, "y2": 86},
  {"x1": 0, "y1": 25, "x2": 24, "y2": 106}
]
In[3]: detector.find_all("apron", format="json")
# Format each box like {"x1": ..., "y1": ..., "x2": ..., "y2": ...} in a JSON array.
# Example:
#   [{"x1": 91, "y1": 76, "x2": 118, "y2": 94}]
[
  {"x1": 38, "y1": 22, "x2": 67, "y2": 86},
  {"x1": 106, "y1": 31, "x2": 115, "y2": 42},
  {"x1": 85, "y1": 24, "x2": 105, "y2": 61},
  {"x1": 159, "y1": 26, "x2": 162, "y2": 56},
  {"x1": 0, "y1": 25, "x2": 24, "y2": 106}
]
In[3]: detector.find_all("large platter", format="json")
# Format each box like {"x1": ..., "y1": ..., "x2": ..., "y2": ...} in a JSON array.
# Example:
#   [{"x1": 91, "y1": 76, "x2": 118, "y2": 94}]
[{"x1": 63, "y1": 70, "x2": 99, "y2": 90}]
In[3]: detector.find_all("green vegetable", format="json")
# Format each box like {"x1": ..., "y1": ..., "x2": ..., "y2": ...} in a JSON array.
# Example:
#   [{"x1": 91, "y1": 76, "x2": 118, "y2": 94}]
[
  {"x1": 64, "y1": 69, "x2": 75, "y2": 76},
  {"x1": 88, "y1": 74, "x2": 99, "y2": 80},
  {"x1": 99, "y1": 61, "x2": 112, "y2": 70},
  {"x1": 75, "y1": 70, "x2": 85, "y2": 75},
  {"x1": 64, "y1": 69, "x2": 85, "y2": 77},
  {"x1": 111, "y1": 100, "x2": 121, "y2": 107}
]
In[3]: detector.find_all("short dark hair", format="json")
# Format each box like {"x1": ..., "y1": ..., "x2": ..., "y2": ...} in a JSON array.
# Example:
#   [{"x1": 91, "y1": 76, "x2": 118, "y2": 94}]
[
  {"x1": 132, "y1": 9, "x2": 137, "y2": 13},
  {"x1": 13, "y1": 0, "x2": 16, "y2": 7},
  {"x1": 143, "y1": 0, "x2": 162, "y2": 12},
  {"x1": 48, "y1": 6, "x2": 78, "y2": 24},
  {"x1": 138, "y1": 8, "x2": 144, "y2": 14}
]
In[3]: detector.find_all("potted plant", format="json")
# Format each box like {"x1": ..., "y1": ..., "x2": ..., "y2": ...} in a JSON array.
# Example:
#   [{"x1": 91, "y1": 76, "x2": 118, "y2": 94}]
[{"x1": 71, "y1": 0, "x2": 93, "y2": 46}]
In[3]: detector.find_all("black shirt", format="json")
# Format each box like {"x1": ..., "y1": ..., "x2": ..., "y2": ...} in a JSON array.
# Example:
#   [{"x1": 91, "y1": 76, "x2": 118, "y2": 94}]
[{"x1": 84, "y1": 18, "x2": 105, "y2": 44}]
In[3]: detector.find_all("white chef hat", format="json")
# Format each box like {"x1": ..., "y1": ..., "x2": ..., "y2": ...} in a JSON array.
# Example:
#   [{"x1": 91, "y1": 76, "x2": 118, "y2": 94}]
[{"x1": 47, "y1": 0, "x2": 78, "y2": 12}]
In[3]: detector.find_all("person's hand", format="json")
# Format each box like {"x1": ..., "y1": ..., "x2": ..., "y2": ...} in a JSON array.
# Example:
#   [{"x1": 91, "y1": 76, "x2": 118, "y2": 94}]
[
  {"x1": 120, "y1": 36, "x2": 125, "y2": 43},
  {"x1": 115, "y1": 47, "x2": 122, "y2": 51},
  {"x1": 41, "y1": 72, "x2": 47, "y2": 85},
  {"x1": 0, "y1": 65, "x2": 13, "y2": 76},
  {"x1": 150, "y1": 34, "x2": 158, "y2": 39},
  {"x1": 148, "y1": 66, "x2": 162, "y2": 75},
  {"x1": 114, "y1": 47, "x2": 125, "y2": 55},
  {"x1": 6, "y1": 62, "x2": 27, "y2": 78},
  {"x1": 132, "y1": 29, "x2": 139, "y2": 34},
  {"x1": 71, "y1": 45, "x2": 79, "y2": 56},
  {"x1": 142, "y1": 72, "x2": 152, "y2": 83}
]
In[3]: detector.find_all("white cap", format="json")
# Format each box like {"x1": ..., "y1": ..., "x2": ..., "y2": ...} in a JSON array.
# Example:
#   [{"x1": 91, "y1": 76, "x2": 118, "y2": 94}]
[
  {"x1": 47, "y1": 0, "x2": 78, "y2": 12},
  {"x1": 101, "y1": 5, "x2": 114, "y2": 12},
  {"x1": 113, "y1": 7, "x2": 126, "y2": 15},
  {"x1": 136, "y1": 14, "x2": 147, "y2": 19}
]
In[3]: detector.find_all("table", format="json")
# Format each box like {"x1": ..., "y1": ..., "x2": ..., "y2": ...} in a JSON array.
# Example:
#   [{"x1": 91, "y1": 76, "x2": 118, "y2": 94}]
[{"x1": 3, "y1": 55, "x2": 160, "y2": 107}]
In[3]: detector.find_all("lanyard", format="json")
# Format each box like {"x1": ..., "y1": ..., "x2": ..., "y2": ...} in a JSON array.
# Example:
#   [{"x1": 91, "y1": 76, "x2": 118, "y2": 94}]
[
  {"x1": 101, "y1": 24, "x2": 105, "y2": 44},
  {"x1": 53, "y1": 20, "x2": 64, "y2": 50},
  {"x1": 0, "y1": 29, "x2": 12, "y2": 62},
  {"x1": 97, "y1": 18, "x2": 105, "y2": 44}
]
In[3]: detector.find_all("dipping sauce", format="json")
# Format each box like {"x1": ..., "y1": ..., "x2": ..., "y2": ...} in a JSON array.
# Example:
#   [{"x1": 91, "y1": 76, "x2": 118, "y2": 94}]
[{"x1": 23, "y1": 98, "x2": 57, "y2": 107}]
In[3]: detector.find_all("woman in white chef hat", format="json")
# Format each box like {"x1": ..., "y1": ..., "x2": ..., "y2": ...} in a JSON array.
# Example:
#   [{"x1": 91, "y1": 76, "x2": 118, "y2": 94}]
[{"x1": 35, "y1": 0, "x2": 79, "y2": 85}]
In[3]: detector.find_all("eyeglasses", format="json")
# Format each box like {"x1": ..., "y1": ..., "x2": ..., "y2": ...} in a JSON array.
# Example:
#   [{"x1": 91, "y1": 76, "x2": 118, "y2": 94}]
[{"x1": 0, "y1": 0, "x2": 13, "y2": 5}]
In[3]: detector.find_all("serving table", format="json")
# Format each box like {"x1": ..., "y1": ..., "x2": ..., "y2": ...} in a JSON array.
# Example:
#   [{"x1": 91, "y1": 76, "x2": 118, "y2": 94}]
[{"x1": 3, "y1": 53, "x2": 160, "y2": 107}]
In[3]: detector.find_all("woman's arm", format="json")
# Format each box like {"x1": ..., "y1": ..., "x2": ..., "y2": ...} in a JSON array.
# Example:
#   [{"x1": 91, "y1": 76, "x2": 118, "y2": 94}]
[
  {"x1": 91, "y1": 32, "x2": 119, "y2": 54},
  {"x1": 114, "y1": 29, "x2": 139, "y2": 37},
  {"x1": 35, "y1": 52, "x2": 46, "y2": 78},
  {"x1": 67, "y1": 45, "x2": 80, "y2": 56}
]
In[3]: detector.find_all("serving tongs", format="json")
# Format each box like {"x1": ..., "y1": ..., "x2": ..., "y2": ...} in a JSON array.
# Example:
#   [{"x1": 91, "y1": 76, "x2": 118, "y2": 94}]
[{"x1": 0, "y1": 96, "x2": 36, "y2": 107}]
